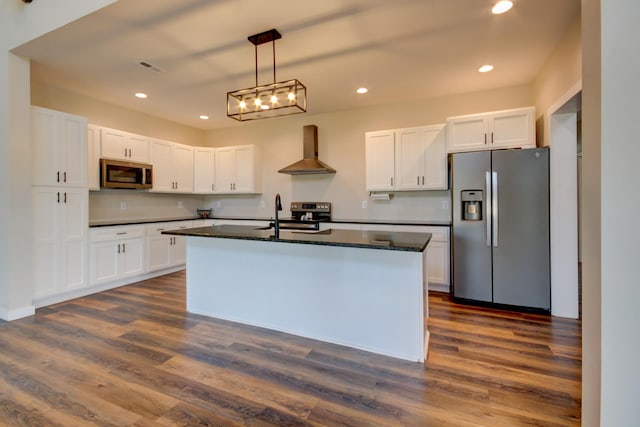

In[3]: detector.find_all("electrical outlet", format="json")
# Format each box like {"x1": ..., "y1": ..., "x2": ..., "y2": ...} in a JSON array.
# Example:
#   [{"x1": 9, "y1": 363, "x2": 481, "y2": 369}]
[
  {"x1": 362, "y1": 200, "x2": 368, "y2": 209},
  {"x1": 120, "y1": 201, "x2": 127, "y2": 210},
  {"x1": 178, "y1": 201, "x2": 183, "y2": 208},
  {"x1": 442, "y1": 199, "x2": 450, "y2": 210},
  {"x1": 215, "y1": 201, "x2": 221, "y2": 208}
]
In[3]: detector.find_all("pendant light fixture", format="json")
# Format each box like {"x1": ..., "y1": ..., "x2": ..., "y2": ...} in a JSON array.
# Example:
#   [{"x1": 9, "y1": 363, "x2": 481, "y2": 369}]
[{"x1": 227, "y1": 29, "x2": 307, "y2": 121}]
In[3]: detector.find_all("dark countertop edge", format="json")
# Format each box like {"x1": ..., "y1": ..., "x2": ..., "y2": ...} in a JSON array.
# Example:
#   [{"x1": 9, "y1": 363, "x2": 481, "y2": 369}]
[
  {"x1": 163, "y1": 227, "x2": 432, "y2": 253},
  {"x1": 89, "y1": 217, "x2": 204, "y2": 227},
  {"x1": 90, "y1": 216, "x2": 451, "y2": 228}
]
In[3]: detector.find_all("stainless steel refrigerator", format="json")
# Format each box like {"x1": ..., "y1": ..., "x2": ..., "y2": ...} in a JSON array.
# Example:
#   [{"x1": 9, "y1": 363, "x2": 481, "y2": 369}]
[{"x1": 451, "y1": 148, "x2": 550, "y2": 310}]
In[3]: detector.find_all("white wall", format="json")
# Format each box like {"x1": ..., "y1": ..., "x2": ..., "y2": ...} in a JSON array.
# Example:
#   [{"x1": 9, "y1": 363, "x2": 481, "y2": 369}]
[
  {"x1": 599, "y1": 0, "x2": 640, "y2": 424},
  {"x1": 0, "y1": 0, "x2": 117, "y2": 319},
  {"x1": 581, "y1": 0, "x2": 602, "y2": 424},
  {"x1": 204, "y1": 84, "x2": 533, "y2": 220}
]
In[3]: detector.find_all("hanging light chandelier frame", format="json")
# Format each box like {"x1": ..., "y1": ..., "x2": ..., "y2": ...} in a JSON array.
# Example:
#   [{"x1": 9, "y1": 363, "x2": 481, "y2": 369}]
[{"x1": 227, "y1": 29, "x2": 307, "y2": 121}]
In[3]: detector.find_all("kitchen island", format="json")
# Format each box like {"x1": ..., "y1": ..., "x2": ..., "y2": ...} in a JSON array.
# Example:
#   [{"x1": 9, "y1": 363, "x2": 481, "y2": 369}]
[{"x1": 163, "y1": 225, "x2": 432, "y2": 362}]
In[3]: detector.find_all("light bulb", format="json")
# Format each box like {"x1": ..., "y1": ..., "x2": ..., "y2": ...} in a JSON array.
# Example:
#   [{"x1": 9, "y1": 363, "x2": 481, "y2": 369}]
[
  {"x1": 239, "y1": 100, "x2": 247, "y2": 109},
  {"x1": 356, "y1": 87, "x2": 368, "y2": 94},
  {"x1": 254, "y1": 98, "x2": 262, "y2": 107},
  {"x1": 492, "y1": 1, "x2": 513, "y2": 14},
  {"x1": 288, "y1": 92, "x2": 296, "y2": 101},
  {"x1": 478, "y1": 64, "x2": 494, "y2": 73},
  {"x1": 271, "y1": 94, "x2": 278, "y2": 104}
]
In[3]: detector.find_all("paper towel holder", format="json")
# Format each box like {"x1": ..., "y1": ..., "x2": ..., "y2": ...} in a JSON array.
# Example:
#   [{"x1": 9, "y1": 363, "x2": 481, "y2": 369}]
[{"x1": 368, "y1": 192, "x2": 393, "y2": 200}]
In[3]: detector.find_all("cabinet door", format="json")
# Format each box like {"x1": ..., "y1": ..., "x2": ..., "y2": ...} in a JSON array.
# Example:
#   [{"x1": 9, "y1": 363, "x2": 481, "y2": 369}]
[
  {"x1": 193, "y1": 148, "x2": 215, "y2": 193},
  {"x1": 234, "y1": 145, "x2": 256, "y2": 193},
  {"x1": 147, "y1": 235, "x2": 172, "y2": 272},
  {"x1": 90, "y1": 241, "x2": 119, "y2": 285},
  {"x1": 365, "y1": 131, "x2": 395, "y2": 191},
  {"x1": 426, "y1": 240, "x2": 448, "y2": 285},
  {"x1": 150, "y1": 139, "x2": 173, "y2": 192},
  {"x1": 127, "y1": 134, "x2": 149, "y2": 163},
  {"x1": 120, "y1": 238, "x2": 145, "y2": 278},
  {"x1": 171, "y1": 236, "x2": 188, "y2": 266},
  {"x1": 395, "y1": 128, "x2": 423, "y2": 190},
  {"x1": 87, "y1": 125, "x2": 101, "y2": 190},
  {"x1": 31, "y1": 107, "x2": 60, "y2": 186},
  {"x1": 489, "y1": 107, "x2": 535, "y2": 149},
  {"x1": 172, "y1": 144, "x2": 194, "y2": 192},
  {"x1": 422, "y1": 125, "x2": 448, "y2": 190},
  {"x1": 61, "y1": 114, "x2": 87, "y2": 187},
  {"x1": 446, "y1": 114, "x2": 489, "y2": 152},
  {"x1": 32, "y1": 187, "x2": 62, "y2": 297},
  {"x1": 62, "y1": 188, "x2": 88, "y2": 291},
  {"x1": 215, "y1": 147, "x2": 236, "y2": 193},
  {"x1": 101, "y1": 128, "x2": 128, "y2": 160}
]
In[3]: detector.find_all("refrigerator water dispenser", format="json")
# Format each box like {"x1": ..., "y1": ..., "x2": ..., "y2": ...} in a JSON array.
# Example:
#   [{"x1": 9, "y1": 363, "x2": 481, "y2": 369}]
[{"x1": 461, "y1": 190, "x2": 483, "y2": 221}]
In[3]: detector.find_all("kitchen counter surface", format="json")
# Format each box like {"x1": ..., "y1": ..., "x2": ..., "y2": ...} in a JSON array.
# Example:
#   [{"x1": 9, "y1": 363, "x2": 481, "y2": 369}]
[
  {"x1": 89, "y1": 216, "x2": 202, "y2": 227},
  {"x1": 89, "y1": 216, "x2": 451, "y2": 228},
  {"x1": 163, "y1": 225, "x2": 431, "y2": 252}
]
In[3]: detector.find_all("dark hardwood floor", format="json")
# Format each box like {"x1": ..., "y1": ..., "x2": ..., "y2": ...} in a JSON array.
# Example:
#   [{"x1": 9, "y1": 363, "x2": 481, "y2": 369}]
[{"x1": 0, "y1": 271, "x2": 581, "y2": 426}]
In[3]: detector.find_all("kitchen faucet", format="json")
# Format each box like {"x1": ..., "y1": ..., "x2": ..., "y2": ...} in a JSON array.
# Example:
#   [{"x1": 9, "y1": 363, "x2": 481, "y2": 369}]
[{"x1": 274, "y1": 193, "x2": 282, "y2": 238}]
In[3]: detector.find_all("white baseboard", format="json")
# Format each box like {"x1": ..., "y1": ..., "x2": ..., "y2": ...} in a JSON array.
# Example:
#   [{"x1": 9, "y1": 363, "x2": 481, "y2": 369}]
[
  {"x1": 428, "y1": 282, "x2": 450, "y2": 293},
  {"x1": 0, "y1": 305, "x2": 36, "y2": 321}
]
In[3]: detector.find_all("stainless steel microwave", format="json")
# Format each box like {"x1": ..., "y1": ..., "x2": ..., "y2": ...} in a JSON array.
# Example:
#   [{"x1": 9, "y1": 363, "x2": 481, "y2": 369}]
[{"x1": 100, "y1": 159, "x2": 153, "y2": 189}]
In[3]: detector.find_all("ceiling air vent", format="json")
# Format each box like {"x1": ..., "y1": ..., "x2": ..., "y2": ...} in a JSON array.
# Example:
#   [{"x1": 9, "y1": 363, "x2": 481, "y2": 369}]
[{"x1": 138, "y1": 61, "x2": 165, "y2": 73}]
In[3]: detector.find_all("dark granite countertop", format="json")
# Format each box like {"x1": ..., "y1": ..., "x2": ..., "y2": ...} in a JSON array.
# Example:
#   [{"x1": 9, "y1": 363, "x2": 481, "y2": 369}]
[
  {"x1": 163, "y1": 225, "x2": 432, "y2": 252},
  {"x1": 90, "y1": 216, "x2": 450, "y2": 228}
]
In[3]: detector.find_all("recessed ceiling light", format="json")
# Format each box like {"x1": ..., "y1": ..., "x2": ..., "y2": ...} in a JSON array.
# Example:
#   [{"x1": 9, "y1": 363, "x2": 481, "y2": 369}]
[
  {"x1": 199, "y1": 115, "x2": 209, "y2": 120},
  {"x1": 356, "y1": 87, "x2": 368, "y2": 94},
  {"x1": 135, "y1": 92, "x2": 147, "y2": 99},
  {"x1": 492, "y1": 1, "x2": 513, "y2": 14},
  {"x1": 478, "y1": 65, "x2": 494, "y2": 73}
]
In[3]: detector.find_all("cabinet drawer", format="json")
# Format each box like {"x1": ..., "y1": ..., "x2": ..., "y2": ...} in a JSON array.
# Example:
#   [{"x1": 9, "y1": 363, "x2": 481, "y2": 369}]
[
  {"x1": 145, "y1": 221, "x2": 193, "y2": 237},
  {"x1": 90, "y1": 225, "x2": 145, "y2": 242}
]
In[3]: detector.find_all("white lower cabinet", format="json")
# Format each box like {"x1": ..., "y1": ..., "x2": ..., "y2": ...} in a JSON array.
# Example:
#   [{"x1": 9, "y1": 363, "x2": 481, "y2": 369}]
[
  {"x1": 89, "y1": 225, "x2": 145, "y2": 285},
  {"x1": 146, "y1": 221, "x2": 192, "y2": 272},
  {"x1": 32, "y1": 186, "x2": 88, "y2": 300}
]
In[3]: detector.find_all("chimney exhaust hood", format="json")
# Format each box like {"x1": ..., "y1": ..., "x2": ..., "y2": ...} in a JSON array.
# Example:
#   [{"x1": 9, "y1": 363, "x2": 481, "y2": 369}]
[{"x1": 278, "y1": 125, "x2": 336, "y2": 175}]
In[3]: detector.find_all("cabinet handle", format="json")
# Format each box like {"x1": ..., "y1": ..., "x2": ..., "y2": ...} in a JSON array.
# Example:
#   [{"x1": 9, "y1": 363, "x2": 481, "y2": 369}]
[
  {"x1": 56, "y1": 171, "x2": 60, "y2": 183},
  {"x1": 122, "y1": 243, "x2": 126, "y2": 253},
  {"x1": 157, "y1": 228, "x2": 165, "y2": 231},
  {"x1": 484, "y1": 133, "x2": 487, "y2": 145},
  {"x1": 117, "y1": 244, "x2": 121, "y2": 254},
  {"x1": 390, "y1": 177, "x2": 393, "y2": 187},
  {"x1": 57, "y1": 192, "x2": 60, "y2": 203},
  {"x1": 124, "y1": 148, "x2": 128, "y2": 157},
  {"x1": 211, "y1": 184, "x2": 214, "y2": 191},
  {"x1": 64, "y1": 192, "x2": 67, "y2": 203},
  {"x1": 422, "y1": 176, "x2": 425, "y2": 185},
  {"x1": 116, "y1": 232, "x2": 127, "y2": 235},
  {"x1": 63, "y1": 172, "x2": 67, "y2": 183},
  {"x1": 417, "y1": 176, "x2": 419, "y2": 185},
  {"x1": 491, "y1": 132, "x2": 494, "y2": 144}
]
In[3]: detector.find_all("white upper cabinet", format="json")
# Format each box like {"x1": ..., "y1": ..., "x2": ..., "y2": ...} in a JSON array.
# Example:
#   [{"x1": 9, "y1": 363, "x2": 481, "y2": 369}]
[
  {"x1": 31, "y1": 106, "x2": 87, "y2": 188},
  {"x1": 366, "y1": 125, "x2": 447, "y2": 192},
  {"x1": 87, "y1": 124, "x2": 101, "y2": 191},
  {"x1": 365, "y1": 130, "x2": 396, "y2": 191},
  {"x1": 100, "y1": 127, "x2": 149, "y2": 162},
  {"x1": 214, "y1": 145, "x2": 260, "y2": 194},
  {"x1": 149, "y1": 139, "x2": 194, "y2": 193},
  {"x1": 395, "y1": 124, "x2": 447, "y2": 190},
  {"x1": 446, "y1": 106, "x2": 535, "y2": 152},
  {"x1": 193, "y1": 147, "x2": 216, "y2": 194}
]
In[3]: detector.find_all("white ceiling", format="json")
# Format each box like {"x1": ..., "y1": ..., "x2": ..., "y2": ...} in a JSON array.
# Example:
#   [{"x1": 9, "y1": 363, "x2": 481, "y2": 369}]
[{"x1": 14, "y1": 0, "x2": 580, "y2": 130}]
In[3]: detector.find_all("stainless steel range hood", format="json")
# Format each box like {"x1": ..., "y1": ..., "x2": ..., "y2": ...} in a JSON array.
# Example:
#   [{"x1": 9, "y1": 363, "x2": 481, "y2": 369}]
[{"x1": 278, "y1": 125, "x2": 336, "y2": 175}]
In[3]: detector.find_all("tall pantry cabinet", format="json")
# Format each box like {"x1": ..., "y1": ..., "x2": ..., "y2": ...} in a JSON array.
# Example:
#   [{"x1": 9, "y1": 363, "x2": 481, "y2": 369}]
[{"x1": 31, "y1": 106, "x2": 89, "y2": 305}]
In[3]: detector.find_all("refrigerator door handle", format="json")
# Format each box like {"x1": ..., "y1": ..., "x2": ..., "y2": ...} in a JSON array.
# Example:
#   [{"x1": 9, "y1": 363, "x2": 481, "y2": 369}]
[
  {"x1": 492, "y1": 171, "x2": 498, "y2": 247},
  {"x1": 485, "y1": 171, "x2": 492, "y2": 247}
]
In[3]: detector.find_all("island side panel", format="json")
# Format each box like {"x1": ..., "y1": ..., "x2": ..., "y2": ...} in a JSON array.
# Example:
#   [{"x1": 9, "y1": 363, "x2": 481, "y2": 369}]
[{"x1": 186, "y1": 236, "x2": 426, "y2": 362}]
